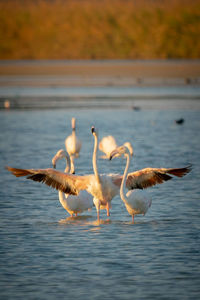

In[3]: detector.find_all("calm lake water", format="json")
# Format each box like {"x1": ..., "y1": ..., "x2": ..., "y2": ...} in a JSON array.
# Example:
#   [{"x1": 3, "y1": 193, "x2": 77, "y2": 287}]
[{"x1": 0, "y1": 97, "x2": 200, "y2": 299}]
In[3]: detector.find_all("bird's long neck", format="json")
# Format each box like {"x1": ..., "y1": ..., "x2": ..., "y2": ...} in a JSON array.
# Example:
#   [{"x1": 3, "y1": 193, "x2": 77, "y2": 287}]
[
  {"x1": 58, "y1": 190, "x2": 67, "y2": 204},
  {"x1": 93, "y1": 133, "x2": 101, "y2": 185},
  {"x1": 64, "y1": 154, "x2": 71, "y2": 174},
  {"x1": 69, "y1": 155, "x2": 75, "y2": 174},
  {"x1": 72, "y1": 128, "x2": 76, "y2": 147},
  {"x1": 72, "y1": 118, "x2": 76, "y2": 141},
  {"x1": 58, "y1": 153, "x2": 71, "y2": 201},
  {"x1": 120, "y1": 153, "x2": 131, "y2": 205}
]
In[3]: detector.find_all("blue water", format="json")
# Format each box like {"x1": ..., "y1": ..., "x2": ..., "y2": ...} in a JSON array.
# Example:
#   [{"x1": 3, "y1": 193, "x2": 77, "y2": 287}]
[
  {"x1": 1, "y1": 85, "x2": 200, "y2": 99},
  {"x1": 0, "y1": 106, "x2": 200, "y2": 299}
]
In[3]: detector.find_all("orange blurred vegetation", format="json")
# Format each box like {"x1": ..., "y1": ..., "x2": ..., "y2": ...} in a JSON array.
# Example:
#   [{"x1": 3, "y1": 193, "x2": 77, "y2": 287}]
[{"x1": 0, "y1": 0, "x2": 200, "y2": 59}]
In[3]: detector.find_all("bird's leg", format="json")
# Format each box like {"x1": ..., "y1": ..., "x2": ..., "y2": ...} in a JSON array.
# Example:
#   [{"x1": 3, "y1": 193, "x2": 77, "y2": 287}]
[
  {"x1": 93, "y1": 198, "x2": 101, "y2": 222},
  {"x1": 97, "y1": 210, "x2": 100, "y2": 222},
  {"x1": 132, "y1": 215, "x2": 135, "y2": 224},
  {"x1": 106, "y1": 202, "x2": 110, "y2": 217}
]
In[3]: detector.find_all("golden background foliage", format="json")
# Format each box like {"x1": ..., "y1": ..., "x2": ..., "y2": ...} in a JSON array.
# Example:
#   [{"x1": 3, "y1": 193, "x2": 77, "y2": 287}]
[{"x1": 0, "y1": 0, "x2": 200, "y2": 59}]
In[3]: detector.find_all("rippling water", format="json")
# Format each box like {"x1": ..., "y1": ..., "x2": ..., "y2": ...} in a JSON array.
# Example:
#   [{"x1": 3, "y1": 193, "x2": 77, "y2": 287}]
[{"x1": 0, "y1": 103, "x2": 200, "y2": 299}]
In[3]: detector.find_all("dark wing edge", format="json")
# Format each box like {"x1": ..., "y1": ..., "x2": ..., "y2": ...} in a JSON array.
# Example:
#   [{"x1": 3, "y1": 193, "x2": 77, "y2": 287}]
[
  {"x1": 165, "y1": 164, "x2": 192, "y2": 178},
  {"x1": 126, "y1": 165, "x2": 192, "y2": 190},
  {"x1": 5, "y1": 166, "x2": 79, "y2": 195}
]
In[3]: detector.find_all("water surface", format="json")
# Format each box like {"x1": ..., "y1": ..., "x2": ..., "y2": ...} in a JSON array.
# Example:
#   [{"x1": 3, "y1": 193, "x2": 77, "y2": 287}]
[{"x1": 0, "y1": 106, "x2": 200, "y2": 299}]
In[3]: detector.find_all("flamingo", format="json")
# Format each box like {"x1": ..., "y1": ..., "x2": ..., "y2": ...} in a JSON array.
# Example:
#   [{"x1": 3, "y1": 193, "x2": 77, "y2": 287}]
[
  {"x1": 52, "y1": 149, "x2": 93, "y2": 217},
  {"x1": 6, "y1": 127, "x2": 191, "y2": 222},
  {"x1": 110, "y1": 145, "x2": 152, "y2": 223},
  {"x1": 65, "y1": 117, "x2": 82, "y2": 174},
  {"x1": 99, "y1": 135, "x2": 133, "y2": 159}
]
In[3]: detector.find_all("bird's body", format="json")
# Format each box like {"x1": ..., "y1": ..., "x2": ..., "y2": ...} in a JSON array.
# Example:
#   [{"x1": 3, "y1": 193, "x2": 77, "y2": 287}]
[
  {"x1": 124, "y1": 189, "x2": 152, "y2": 218},
  {"x1": 58, "y1": 190, "x2": 93, "y2": 217},
  {"x1": 65, "y1": 134, "x2": 81, "y2": 158},
  {"x1": 99, "y1": 135, "x2": 118, "y2": 159},
  {"x1": 99, "y1": 135, "x2": 133, "y2": 159},
  {"x1": 86, "y1": 173, "x2": 119, "y2": 209},
  {"x1": 52, "y1": 149, "x2": 93, "y2": 217},
  {"x1": 175, "y1": 118, "x2": 185, "y2": 125},
  {"x1": 65, "y1": 118, "x2": 82, "y2": 173}
]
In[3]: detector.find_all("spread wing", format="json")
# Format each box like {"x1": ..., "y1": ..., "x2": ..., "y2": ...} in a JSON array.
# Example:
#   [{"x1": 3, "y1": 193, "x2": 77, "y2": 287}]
[
  {"x1": 112, "y1": 165, "x2": 191, "y2": 190},
  {"x1": 6, "y1": 166, "x2": 91, "y2": 195}
]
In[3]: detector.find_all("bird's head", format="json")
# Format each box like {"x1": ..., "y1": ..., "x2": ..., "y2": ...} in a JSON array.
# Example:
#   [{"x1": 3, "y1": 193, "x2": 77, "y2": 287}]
[
  {"x1": 91, "y1": 126, "x2": 98, "y2": 136},
  {"x1": 109, "y1": 145, "x2": 133, "y2": 160},
  {"x1": 71, "y1": 117, "x2": 76, "y2": 130},
  {"x1": 52, "y1": 149, "x2": 68, "y2": 169},
  {"x1": 123, "y1": 142, "x2": 133, "y2": 157}
]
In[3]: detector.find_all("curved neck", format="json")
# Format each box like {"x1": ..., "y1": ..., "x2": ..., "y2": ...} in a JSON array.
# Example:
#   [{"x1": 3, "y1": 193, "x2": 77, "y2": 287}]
[
  {"x1": 72, "y1": 129, "x2": 76, "y2": 146},
  {"x1": 58, "y1": 190, "x2": 68, "y2": 204},
  {"x1": 93, "y1": 133, "x2": 101, "y2": 184},
  {"x1": 69, "y1": 155, "x2": 75, "y2": 174},
  {"x1": 59, "y1": 154, "x2": 71, "y2": 200},
  {"x1": 120, "y1": 152, "x2": 131, "y2": 205},
  {"x1": 58, "y1": 190, "x2": 64, "y2": 203},
  {"x1": 64, "y1": 154, "x2": 71, "y2": 174}
]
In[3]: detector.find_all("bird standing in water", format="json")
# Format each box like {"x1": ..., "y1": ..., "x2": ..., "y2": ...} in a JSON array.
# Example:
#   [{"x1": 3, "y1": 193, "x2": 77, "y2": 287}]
[
  {"x1": 65, "y1": 117, "x2": 82, "y2": 174},
  {"x1": 52, "y1": 149, "x2": 93, "y2": 217},
  {"x1": 6, "y1": 127, "x2": 191, "y2": 222},
  {"x1": 110, "y1": 145, "x2": 152, "y2": 223}
]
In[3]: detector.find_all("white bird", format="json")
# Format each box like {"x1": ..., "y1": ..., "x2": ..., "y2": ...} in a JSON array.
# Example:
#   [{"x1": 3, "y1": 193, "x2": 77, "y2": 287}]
[
  {"x1": 99, "y1": 135, "x2": 133, "y2": 159},
  {"x1": 99, "y1": 135, "x2": 118, "y2": 159},
  {"x1": 52, "y1": 149, "x2": 93, "y2": 217},
  {"x1": 65, "y1": 117, "x2": 82, "y2": 174},
  {"x1": 6, "y1": 127, "x2": 191, "y2": 222},
  {"x1": 110, "y1": 145, "x2": 152, "y2": 223}
]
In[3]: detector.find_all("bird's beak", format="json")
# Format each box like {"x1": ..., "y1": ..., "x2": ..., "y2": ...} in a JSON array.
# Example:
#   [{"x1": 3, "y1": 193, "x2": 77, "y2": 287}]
[
  {"x1": 91, "y1": 126, "x2": 95, "y2": 134},
  {"x1": 52, "y1": 162, "x2": 56, "y2": 169},
  {"x1": 109, "y1": 149, "x2": 119, "y2": 160}
]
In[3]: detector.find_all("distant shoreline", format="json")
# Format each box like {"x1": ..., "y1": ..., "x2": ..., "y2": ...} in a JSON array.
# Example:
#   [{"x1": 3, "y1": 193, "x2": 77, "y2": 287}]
[
  {"x1": 0, "y1": 60, "x2": 200, "y2": 87},
  {"x1": 1, "y1": 60, "x2": 200, "y2": 110}
]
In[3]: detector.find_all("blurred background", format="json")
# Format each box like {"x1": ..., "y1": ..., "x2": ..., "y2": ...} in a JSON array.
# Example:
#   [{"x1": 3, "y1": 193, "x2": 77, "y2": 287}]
[
  {"x1": 0, "y1": 0, "x2": 200, "y2": 109},
  {"x1": 0, "y1": 0, "x2": 200, "y2": 59}
]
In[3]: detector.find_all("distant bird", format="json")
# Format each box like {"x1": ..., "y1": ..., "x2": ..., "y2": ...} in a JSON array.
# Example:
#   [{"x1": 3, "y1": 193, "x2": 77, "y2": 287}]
[
  {"x1": 99, "y1": 135, "x2": 133, "y2": 159},
  {"x1": 110, "y1": 145, "x2": 152, "y2": 223},
  {"x1": 175, "y1": 118, "x2": 185, "y2": 125},
  {"x1": 65, "y1": 117, "x2": 82, "y2": 174},
  {"x1": 52, "y1": 149, "x2": 93, "y2": 217},
  {"x1": 6, "y1": 126, "x2": 191, "y2": 222},
  {"x1": 132, "y1": 106, "x2": 141, "y2": 111}
]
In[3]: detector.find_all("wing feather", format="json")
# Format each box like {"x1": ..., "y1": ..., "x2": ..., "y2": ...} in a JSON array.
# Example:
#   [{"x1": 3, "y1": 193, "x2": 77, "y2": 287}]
[
  {"x1": 126, "y1": 165, "x2": 191, "y2": 190},
  {"x1": 6, "y1": 166, "x2": 90, "y2": 195},
  {"x1": 111, "y1": 171, "x2": 172, "y2": 189}
]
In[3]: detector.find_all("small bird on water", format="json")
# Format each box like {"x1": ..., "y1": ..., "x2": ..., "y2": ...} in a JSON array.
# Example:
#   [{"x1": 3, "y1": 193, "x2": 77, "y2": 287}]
[{"x1": 175, "y1": 118, "x2": 185, "y2": 125}]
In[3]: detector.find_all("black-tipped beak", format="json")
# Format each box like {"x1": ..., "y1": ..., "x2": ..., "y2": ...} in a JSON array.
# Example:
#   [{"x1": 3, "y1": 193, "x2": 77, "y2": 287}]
[
  {"x1": 72, "y1": 171, "x2": 75, "y2": 174},
  {"x1": 109, "y1": 149, "x2": 118, "y2": 160},
  {"x1": 91, "y1": 126, "x2": 95, "y2": 134},
  {"x1": 52, "y1": 163, "x2": 56, "y2": 169}
]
